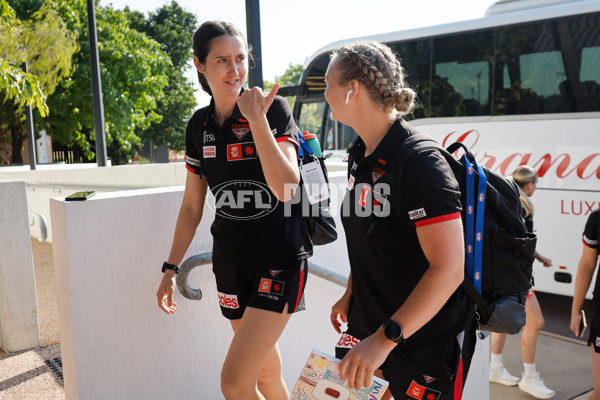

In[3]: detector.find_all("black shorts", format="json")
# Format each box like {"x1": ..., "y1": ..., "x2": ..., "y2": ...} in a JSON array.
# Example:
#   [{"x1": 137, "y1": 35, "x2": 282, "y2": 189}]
[
  {"x1": 335, "y1": 303, "x2": 477, "y2": 400},
  {"x1": 588, "y1": 297, "x2": 600, "y2": 353},
  {"x1": 213, "y1": 258, "x2": 308, "y2": 320}
]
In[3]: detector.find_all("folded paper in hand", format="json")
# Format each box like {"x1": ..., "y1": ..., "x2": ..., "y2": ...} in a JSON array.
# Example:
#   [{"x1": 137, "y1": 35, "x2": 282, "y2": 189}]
[{"x1": 289, "y1": 348, "x2": 389, "y2": 400}]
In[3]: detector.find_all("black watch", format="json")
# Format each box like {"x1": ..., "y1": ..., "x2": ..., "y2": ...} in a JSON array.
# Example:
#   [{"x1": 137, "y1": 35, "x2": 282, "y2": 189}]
[
  {"x1": 162, "y1": 262, "x2": 179, "y2": 274},
  {"x1": 382, "y1": 319, "x2": 405, "y2": 345}
]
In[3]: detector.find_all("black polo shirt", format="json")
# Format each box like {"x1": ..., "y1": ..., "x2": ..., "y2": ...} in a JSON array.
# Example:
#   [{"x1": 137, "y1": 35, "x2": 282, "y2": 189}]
[
  {"x1": 583, "y1": 209, "x2": 600, "y2": 297},
  {"x1": 341, "y1": 119, "x2": 471, "y2": 350},
  {"x1": 185, "y1": 92, "x2": 312, "y2": 269}
]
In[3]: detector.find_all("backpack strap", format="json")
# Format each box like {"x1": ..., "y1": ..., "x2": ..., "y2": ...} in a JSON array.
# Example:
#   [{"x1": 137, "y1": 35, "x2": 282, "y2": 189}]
[{"x1": 385, "y1": 133, "x2": 495, "y2": 318}]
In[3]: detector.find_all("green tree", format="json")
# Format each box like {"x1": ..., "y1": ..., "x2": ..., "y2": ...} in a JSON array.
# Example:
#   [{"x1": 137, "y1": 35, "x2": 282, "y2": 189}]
[
  {"x1": 264, "y1": 63, "x2": 302, "y2": 109},
  {"x1": 41, "y1": 1, "x2": 171, "y2": 164},
  {"x1": 124, "y1": 1, "x2": 197, "y2": 153},
  {"x1": 0, "y1": 0, "x2": 76, "y2": 163}
]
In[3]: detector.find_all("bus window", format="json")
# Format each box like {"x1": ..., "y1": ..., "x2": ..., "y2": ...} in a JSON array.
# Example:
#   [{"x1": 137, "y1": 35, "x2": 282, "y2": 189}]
[
  {"x1": 495, "y1": 21, "x2": 566, "y2": 114},
  {"x1": 391, "y1": 39, "x2": 432, "y2": 119},
  {"x1": 323, "y1": 108, "x2": 357, "y2": 158},
  {"x1": 431, "y1": 31, "x2": 494, "y2": 117},
  {"x1": 581, "y1": 47, "x2": 600, "y2": 84},
  {"x1": 298, "y1": 101, "x2": 326, "y2": 138},
  {"x1": 562, "y1": 13, "x2": 600, "y2": 112}
]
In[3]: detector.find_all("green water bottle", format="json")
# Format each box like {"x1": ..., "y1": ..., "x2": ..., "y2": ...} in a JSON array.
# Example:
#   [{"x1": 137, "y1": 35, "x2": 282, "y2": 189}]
[{"x1": 303, "y1": 131, "x2": 322, "y2": 157}]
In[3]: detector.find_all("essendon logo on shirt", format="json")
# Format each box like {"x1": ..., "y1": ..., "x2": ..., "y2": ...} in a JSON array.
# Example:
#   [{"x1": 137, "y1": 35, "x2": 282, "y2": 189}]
[
  {"x1": 228, "y1": 142, "x2": 257, "y2": 161},
  {"x1": 336, "y1": 333, "x2": 360, "y2": 349},
  {"x1": 258, "y1": 278, "x2": 284, "y2": 295},
  {"x1": 372, "y1": 166, "x2": 386, "y2": 182},
  {"x1": 232, "y1": 124, "x2": 250, "y2": 140},
  {"x1": 218, "y1": 292, "x2": 239, "y2": 309}
]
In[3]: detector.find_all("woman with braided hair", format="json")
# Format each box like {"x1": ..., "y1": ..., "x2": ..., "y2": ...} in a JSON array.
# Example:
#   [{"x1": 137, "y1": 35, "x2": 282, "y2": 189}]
[{"x1": 327, "y1": 40, "x2": 476, "y2": 399}]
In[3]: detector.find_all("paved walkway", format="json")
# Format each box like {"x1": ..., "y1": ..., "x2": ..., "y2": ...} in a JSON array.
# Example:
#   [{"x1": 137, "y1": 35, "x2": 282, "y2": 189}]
[{"x1": 489, "y1": 332, "x2": 593, "y2": 400}]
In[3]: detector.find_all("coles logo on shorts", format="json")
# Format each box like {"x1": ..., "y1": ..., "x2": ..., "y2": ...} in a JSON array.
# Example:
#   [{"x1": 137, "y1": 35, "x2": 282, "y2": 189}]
[
  {"x1": 218, "y1": 292, "x2": 239, "y2": 309},
  {"x1": 596, "y1": 337, "x2": 600, "y2": 347},
  {"x1": 336, "y1": 333, "x2": 360, "y2": 349}
]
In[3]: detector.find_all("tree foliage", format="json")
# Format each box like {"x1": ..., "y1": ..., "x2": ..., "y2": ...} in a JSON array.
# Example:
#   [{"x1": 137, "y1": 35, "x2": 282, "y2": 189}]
[
  {"x1": 124, "y1": 1, "x2": 197, "y2": 152},
  {"x1": 40, "y1": 1, "x2": 171, "y2": 164},
  {"x1": 0, "y1": 0, "x2": 75, "y2": 163},
  {"x1": 264, "y1": 63, "x2": 302, "y2": 109}
]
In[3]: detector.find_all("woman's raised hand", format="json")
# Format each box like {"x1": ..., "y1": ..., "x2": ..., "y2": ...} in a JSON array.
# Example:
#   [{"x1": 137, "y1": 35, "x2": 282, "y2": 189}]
[{"x1": 237, "y1": 84, "x2": 279, "y2": 123}]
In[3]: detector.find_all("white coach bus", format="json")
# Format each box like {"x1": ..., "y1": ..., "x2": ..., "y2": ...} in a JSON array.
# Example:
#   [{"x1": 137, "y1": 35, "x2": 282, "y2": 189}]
[{"x1": 286, "y1": 0, "x2": 600, "y2": 297}]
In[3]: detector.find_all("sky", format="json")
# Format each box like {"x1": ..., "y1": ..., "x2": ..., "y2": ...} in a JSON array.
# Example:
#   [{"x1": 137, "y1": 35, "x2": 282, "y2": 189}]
[{"x1": 104, "y1": 0, "x2": 498, "y2": 106}]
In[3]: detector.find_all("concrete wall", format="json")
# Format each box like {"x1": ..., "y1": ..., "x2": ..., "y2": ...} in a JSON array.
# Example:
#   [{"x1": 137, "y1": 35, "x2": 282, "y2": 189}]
[
  {"x1": 0, "y1": 161, "x2": 348, "y2": 244},
  {"x1": 0, "y1": 180, "x2": 40, "y2": 352},
  {"x1": 50, "y1": 181, "x2": 488, "y2": 399}
]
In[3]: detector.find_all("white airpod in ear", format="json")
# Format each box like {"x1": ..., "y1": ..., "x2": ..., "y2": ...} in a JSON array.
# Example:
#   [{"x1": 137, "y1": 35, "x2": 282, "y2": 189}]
[{"x1": 345, "y1": 88, "x2": 353, "y2": 104}]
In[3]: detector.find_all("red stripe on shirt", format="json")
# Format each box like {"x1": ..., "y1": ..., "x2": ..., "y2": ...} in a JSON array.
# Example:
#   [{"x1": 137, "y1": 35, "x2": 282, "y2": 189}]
[
  {"x1": 276, "y1": 136, "x2": 299, "y2": 150},
  {"x1": 414, "y1": 212, "x2": 461, "y2": 228},
  {"x1": 583, "y1": 237, "x2": 594, "y2": 248},
  {"x1": 453, "y1": 357, "x2": 464, "y2": 399},
  {"x1": 294, "y1": 260, "x2": 305, "y2": 312},
  {"x1": 185, "y1": 164, "x2": 195, "y2": 173}
]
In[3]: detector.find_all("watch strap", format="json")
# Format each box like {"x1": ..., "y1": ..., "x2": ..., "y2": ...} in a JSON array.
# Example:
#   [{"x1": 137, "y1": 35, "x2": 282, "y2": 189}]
[{"x1": 162, "y1": 262, "x2": 179, "y2": 274}]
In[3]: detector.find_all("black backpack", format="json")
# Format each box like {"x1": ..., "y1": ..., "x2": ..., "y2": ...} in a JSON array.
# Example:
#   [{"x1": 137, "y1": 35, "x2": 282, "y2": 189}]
[{"x1": 382, "y1": 132, "x2": 537, "y2": 334}]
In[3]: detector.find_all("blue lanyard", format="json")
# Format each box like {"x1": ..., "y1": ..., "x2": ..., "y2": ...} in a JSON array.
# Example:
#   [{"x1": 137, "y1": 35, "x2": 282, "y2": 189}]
[
  {"x1": 297, "y1": 130, "x2": 313, "y2": 158},
  {"x1": 462, "y1": 154, "x2": 487, "y2": 293}
]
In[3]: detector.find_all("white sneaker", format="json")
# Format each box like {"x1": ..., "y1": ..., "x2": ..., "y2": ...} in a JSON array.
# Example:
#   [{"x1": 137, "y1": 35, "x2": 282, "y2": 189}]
[
  {"x1": 518, "y1": 372, "x2": 556, "y2": 399},
  {"x1": 489, "y1": 363, "x2": 520, "y2": 386}
]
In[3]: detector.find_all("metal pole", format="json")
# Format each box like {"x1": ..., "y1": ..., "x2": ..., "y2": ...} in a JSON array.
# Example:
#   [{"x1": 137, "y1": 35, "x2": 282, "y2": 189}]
[
  {"x1": 21, "y1": 62, "x2": 36, "y2": 170},
  {"x1": 87, "y1": 0, "x2": 108, "y2": 167},
  {"x1": 245, "y1": 0, "x2": 264, "y2": 88}
]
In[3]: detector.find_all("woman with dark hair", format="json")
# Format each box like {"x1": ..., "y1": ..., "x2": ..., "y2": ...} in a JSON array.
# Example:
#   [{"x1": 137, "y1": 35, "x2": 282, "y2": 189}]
[
  {"x1": 327, "y1": 40, "x2": 476, "y2": 399},
  {"x1": 156, "y1": 21, "x2": 312, "y2": 400}
]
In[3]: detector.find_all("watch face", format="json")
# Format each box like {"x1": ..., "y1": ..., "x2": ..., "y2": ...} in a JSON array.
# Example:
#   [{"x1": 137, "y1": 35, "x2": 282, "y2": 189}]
[{"x1": 384, "y1": 320, "x2": 403, "y2": 342}]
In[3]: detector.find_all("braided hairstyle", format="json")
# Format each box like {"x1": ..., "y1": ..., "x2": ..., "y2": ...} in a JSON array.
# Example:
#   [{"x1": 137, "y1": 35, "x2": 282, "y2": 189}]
[
  {"x1": 331, "y1": 40, "x2": 416, "y2": 116},
  {"x1": 192, "y1": 21, "x2": 248, "y2": 96}
]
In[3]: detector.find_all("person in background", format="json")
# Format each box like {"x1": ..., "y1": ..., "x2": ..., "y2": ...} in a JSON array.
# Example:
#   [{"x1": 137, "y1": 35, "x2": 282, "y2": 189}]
[
  {"x1": 489, "y1": 165, "x2": 555, "y2": 399},
  {"x1": 155, "y1": 21, "x2": 312, "y2": 400},
  {"x1": 570, "y1": 208, "x2": 600, "y2": 400},
  {"x1": 327, "y1": 40, "x2": 476, "y2": 400}
]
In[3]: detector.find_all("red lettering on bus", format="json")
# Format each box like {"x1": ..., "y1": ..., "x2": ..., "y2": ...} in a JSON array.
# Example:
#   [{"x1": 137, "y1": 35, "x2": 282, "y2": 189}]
[
  {"x1": 442, "y1": 130, "x2": 480, "y2": 150},
  {"x1": 478, "y1": 152, "x2": 497, "y2": 169},
  {"x1": 444, "y1": 131, "x2": 600, "y2": 180},
  {"x1": 576, "y1": 154, "x2": 600, "y2": 179},
  {"x1": 561, "y1": 200, "x2": 568, "y2": 215},
  {"x1": 497, "y1": 153, "x2": 532, "y2": 176},
  {"x1": 585, "y1": 201, "x2": 596, "y2": 215}
]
